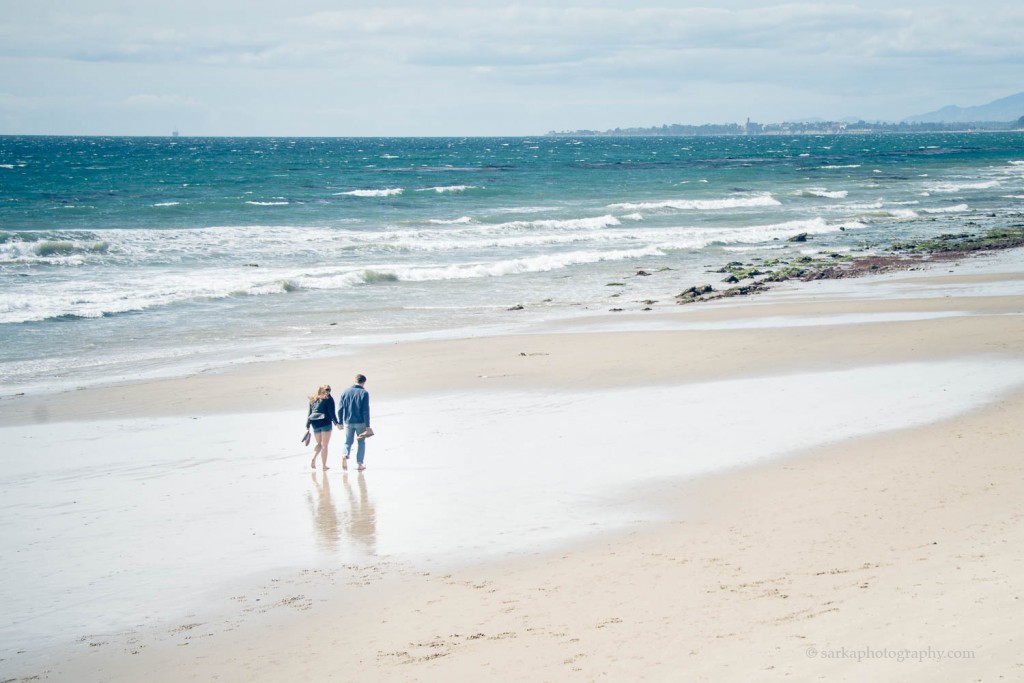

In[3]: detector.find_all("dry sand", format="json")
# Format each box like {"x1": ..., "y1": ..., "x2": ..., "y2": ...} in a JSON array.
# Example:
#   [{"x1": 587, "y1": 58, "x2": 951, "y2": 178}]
[
  {"x1": 59, "y1": 388, "x2": 1024, "y2": 683},
  {"x1": 5, "y1": 251, "x2": 1024, "y2": 682}
]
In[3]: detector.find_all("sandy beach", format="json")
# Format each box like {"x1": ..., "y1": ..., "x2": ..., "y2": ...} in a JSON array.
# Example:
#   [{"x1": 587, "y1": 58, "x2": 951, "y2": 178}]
[{"x1": 3, "y1": 249, "x2": 1024, "y2": 681}]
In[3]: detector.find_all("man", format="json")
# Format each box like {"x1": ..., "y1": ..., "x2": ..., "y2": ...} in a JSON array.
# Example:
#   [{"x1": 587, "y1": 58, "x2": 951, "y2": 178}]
[{"x1": 337, "y1": 374, "x2": 371, "y2": 471}]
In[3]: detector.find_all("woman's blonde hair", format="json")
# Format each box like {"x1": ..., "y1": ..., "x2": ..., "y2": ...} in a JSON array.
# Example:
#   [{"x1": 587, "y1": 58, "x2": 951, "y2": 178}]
[{"x1": 309, "y1": 384, "x2": 331, "y2": 404}]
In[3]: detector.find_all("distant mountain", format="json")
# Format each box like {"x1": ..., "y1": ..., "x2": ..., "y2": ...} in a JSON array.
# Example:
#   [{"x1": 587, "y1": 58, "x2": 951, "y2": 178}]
[{"x1": 905, "y1": 91, "x2": 1024, "y2": 123}]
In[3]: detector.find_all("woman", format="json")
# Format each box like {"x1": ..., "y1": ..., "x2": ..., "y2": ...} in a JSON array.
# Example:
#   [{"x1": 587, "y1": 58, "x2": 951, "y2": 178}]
[{"x1": 306, "y1": 385, "x2": 339, "y2": 470}]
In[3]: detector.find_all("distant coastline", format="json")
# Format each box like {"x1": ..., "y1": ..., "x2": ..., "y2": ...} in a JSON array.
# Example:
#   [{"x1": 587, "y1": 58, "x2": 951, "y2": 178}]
[{"x1": 548, "y1": 119, "x2": 1024, "y2": 137}]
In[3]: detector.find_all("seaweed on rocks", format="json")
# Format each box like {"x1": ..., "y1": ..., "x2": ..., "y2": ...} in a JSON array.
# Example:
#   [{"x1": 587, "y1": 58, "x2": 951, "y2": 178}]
[{"x1": 672, "y1": 224, "x2": 1024, "y2": 305}]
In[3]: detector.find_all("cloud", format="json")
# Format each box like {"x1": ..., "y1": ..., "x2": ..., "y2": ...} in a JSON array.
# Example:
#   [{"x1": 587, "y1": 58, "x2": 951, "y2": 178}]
[
  {"x1": 285, "y1": 3, "x2": 1024, "y2": 88},
  {"x1": 1, "y1": 1, "x2": 1022, "y2": 134},
  {"x1": 6, "y1": 3, "x2": 1023, "y2": 75}
]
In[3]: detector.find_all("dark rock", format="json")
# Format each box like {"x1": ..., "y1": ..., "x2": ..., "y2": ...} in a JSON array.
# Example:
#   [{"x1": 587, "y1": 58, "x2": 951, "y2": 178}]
[
  {"x1": 507, "y1": 304, "x2": 525, "y2": 311},
  {"x1": 675, "y1": 285, "x2": 714, "y2": 304},
  {"x1": 787, "y1": 233, "x2": 809, "y2": 242},
  {"x1": 636, "y1": 270, "x2": 651, "y2": 276},
  {"x1": 719, "y1": 282, "x2": 770, "y2": 297}
]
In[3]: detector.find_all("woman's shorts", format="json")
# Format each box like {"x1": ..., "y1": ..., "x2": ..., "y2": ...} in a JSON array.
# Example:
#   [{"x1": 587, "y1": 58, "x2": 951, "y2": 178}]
[{"x1": 311, "y1": 423, "x2": 333, "y2": 434}]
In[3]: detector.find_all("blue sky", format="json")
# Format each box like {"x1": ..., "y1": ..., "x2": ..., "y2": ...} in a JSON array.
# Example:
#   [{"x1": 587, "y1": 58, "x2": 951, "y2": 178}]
[{"x1": 1, "y1": 0, "x2": 1021, "y2": 135}]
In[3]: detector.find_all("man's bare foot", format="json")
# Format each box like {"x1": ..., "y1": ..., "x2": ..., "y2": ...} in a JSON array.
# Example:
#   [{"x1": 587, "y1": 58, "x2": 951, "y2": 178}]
[
  {"x1": 356, "y1": 464, "x2": 365, "y2": 471},
  {"x1": 323, "y1": 466, "x2": 330, "y2": 470}
]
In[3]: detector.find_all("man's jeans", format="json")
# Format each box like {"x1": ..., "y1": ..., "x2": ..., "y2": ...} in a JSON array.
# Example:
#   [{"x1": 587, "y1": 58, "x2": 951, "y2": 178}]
[{"x1": 344, "y1": 423, "x2": 368, "y2": 465}]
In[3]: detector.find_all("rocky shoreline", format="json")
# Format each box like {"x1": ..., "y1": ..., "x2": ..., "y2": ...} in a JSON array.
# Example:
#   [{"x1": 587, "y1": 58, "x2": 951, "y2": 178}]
[{"x1": 669, "y1": 224, "x2": 1024, "y2": 307}]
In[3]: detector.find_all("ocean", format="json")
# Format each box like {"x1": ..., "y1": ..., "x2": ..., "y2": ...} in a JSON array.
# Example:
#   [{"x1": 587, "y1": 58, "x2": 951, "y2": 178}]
[{"x1": 1, "y1": 133, "x2": 1023, "y2": 395}]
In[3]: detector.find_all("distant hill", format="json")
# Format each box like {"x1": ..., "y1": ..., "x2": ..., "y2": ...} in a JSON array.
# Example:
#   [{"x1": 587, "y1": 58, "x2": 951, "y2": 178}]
[
  {"x1": 905, "y1": 91, "x2": 1024, "y2": 123},
  {"x1": 547, "y1": 92, "x2": 1024, "y2": 137}
]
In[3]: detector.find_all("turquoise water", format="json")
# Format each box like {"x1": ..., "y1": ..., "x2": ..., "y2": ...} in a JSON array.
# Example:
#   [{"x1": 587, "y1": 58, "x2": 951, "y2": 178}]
[{"x1": 1, "y1": 134, "x2": 1023, "y2": 393}]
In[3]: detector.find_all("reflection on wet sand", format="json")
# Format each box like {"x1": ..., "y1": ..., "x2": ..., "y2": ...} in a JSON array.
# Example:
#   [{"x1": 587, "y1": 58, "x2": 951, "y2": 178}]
[
  {"x1": 307, "y1": 471, "x2": 340, "y2": 551},
  {"x1": 306, "y1": 471, "x2": 377, "y2": 557},
  {"x1": 343, "y1": 472, "x2": 377, "y2": 555}
]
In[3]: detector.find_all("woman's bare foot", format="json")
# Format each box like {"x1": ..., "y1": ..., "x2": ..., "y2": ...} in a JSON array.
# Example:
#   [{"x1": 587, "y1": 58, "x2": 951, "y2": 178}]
[{"x1": 310, "y1": 454, "x2": 317, "y2": 469}]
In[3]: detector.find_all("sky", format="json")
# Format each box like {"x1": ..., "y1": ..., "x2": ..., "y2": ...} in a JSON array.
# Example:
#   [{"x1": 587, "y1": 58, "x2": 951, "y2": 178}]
[{"x1": 0, "y1": 0, "x2": 1021, "y2": 136}]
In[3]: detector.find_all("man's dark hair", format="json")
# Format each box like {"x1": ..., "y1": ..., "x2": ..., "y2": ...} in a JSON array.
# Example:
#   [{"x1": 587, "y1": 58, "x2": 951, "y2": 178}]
[{"x1": 356, "y1": 373, "x2": 367, "y2": 384}]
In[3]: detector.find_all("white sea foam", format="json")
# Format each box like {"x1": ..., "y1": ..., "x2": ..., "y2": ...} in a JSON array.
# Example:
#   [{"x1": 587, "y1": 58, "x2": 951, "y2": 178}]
[
  {"x1": 927, "y1": 180, "x2": 1001, "y2": 193},
  {"x1": 490, "y1": 206, "x2": 562, "y2": 214},
  {"x1": 622, "y1": 213, "x2": 644, "y2": 221},
  {"x1": 495, "y1": 215, "x2": 621, "y2": 231},
  {"x1": 382, "y1": 230, "x2": 625, "y2": 253},
  {"x1": 821, "y1": 164, "x2": 862, "y2": 169},
  {"x1": 1008, "y1": 161, "x2": 1024, "y2": 166},
  {"x1": 921, "y1": 204, "x2": 969, "y2": 214},
  {"x1": 654, "y1": 217, "x2": 859, "y2": 251},
  {"x1": 349, "y1": 247, "x2": 665, "y2": 284},
  {"x1": 393, "y1": 216, "x2": 846, "y2": 255},
  {"x1": 428, "y1": 216, "x2": 474, "y2": 225},
  {"x1": 386, "y1": 215, "x2": 621, "y2": 245},
  {"x1": 246, "y1": 201, "x2": 289, "y2": 206},
  {"x1": 848, "y1": 204, "x2": 922, "y2": 220},
  {"x1": 416, "y1": 185, "x2": 477, "y2": 193},
  {"x1": 153, "y1": 202, "x2": 181, "y2": 207},
  {"x1": 336, "y1": 188, "x2": 404, "y2": 197},
  {"x1": 0, "y1": 164, "x2": 15, "y2": 169},
  {"x1": 607, "y1": 193, "x2": 780, "y2": 211},
  {"x1": 0, "y1": 266, "x2": 289, "y2": 323},
  {"x1": 797, "y1": 188, "x2": 849, "y2": 199}
]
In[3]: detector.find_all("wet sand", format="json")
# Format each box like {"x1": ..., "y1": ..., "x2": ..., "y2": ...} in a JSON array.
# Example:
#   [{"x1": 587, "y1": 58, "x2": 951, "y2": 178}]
[{"x1": 2, "y1": 250, "x2": 1024, "y2": 681}]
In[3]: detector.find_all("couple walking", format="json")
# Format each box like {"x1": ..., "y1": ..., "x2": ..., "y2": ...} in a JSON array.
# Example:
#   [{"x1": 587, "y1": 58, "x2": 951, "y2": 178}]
[{"x1": 306, "y1": 374, "x2": 372, "y2": 471}]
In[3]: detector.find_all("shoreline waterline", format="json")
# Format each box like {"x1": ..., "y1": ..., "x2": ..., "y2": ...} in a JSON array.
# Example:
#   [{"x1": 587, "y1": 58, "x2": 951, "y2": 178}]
[{"x1": 3, "y1": 133, "x2": 1024, "y2": 401}]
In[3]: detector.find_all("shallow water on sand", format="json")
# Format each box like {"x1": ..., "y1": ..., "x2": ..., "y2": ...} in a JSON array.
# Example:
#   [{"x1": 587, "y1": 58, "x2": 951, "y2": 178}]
[{"x1": 3, "y1": 357, "x2": 1024, "y2": 671}]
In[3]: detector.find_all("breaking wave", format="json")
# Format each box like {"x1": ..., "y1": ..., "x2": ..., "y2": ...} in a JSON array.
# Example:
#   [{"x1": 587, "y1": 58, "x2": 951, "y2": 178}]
[
  {"x1": 608, "y1": 193, "x2": 781, "y2": 211},
  {"x1": 337, "y1": 188, "x2": 404, "y2": 197}
]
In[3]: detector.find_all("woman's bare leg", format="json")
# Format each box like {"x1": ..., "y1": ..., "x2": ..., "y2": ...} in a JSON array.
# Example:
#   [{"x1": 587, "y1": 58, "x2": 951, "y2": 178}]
[
  {"x1": 319, "y1": 429, "x2": 332, "y2": 470},
  {"x1": 311, "y1": 432, "x2": 324, "y2": 469}
]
